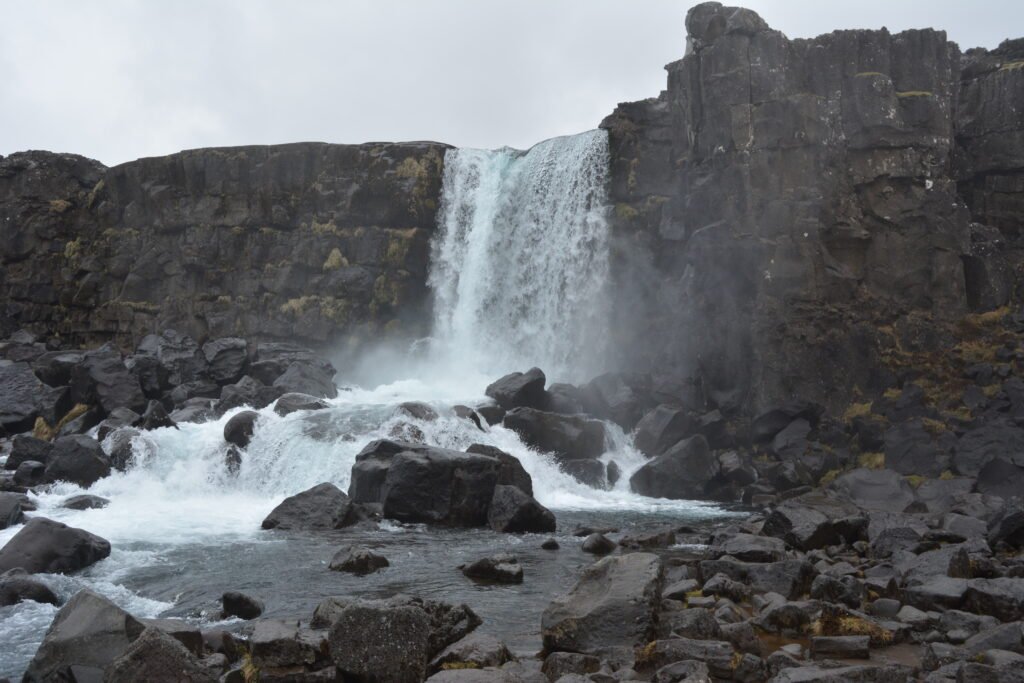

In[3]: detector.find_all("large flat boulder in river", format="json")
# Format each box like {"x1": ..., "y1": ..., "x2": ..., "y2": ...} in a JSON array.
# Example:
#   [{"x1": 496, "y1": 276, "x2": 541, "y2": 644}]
[{"x1": 262, "y1": 482, "x2": 354, "y2": 530}]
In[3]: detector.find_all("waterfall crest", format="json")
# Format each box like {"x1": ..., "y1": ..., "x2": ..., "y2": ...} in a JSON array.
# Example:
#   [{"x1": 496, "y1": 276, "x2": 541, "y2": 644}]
[{"x1": 428, "y1": 130, "x2": 611, "y2": 382}]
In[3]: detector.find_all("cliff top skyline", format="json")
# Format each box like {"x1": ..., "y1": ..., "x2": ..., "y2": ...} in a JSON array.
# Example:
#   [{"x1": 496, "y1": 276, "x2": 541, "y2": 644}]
[{"x1": 3, "y1": 0, "x2": 1022, "y2": 166}]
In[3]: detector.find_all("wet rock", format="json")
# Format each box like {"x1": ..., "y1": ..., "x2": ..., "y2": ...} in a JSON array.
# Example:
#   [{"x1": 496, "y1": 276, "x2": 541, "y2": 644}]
[
  {"x1": 460, "y1": 553, "x2": 523, "y2": 584},
  {"x1": 768, "y1": 664, "x2": 914, "y2": 681},
  {"x1": 771, "y1": 418, "x2": 811, "y2": 459},
  {"x1": 14, "y1": 460, "x2": 46, "y2": 486},
  {"x1": 976, "y1": 457, "x2": 1024, "y2": 499},
  {"x1": 105, "y1": 626, "x2": 216, "y2": 683},
  {"x1": 272, "y1": 392, "x2": 330, "y2": 418},
  {"x1": 487, "y1": 485, "x2": 555, "y2": 533},
  {"x1": 139, "y1": 399, "x2": 176, "y2": 431},
  {"x1": 68, "y1": 346, "x2": 146, "y2": 416},
  {"x1": 398, "y1": 401, "x2": 439, "y2": 421},
  {"x1": 963, "y1": 577, "x2": 1024, "y2": 622},
  {"x1": 581, "y1": 533, "x2": 617, "y2": 555},
  {"x1": 702, "y1": 572, "x2": 750, "y2": 603},
  {"x1": 651, "y1": 659, "x2": 711, "y2": 683},
  {"x1": 663, "y1": 607, "x2": 721, "y2": 640},
  {"x1": 218, "y1": 375, "x2": 283, "y2": 414},
  {"x1": 221, "y1": 591, "x2": 264, "y2": 620},
  {"x1": 619, "y1": 527, "x2": 677, "y2": 550},
  {"x1": 0, "y1": 517, "x2": 110, "y2": 574},
  {"x1": 138, "y1": 330, "x2": 208, "y2": 387},
  {"x1": 104, "y1": 426, "x2": 140, "y2": 471},
  {"x1": 541, "y1": 538, "x2": 559, "y2": 550},
  {"x1": 989, "y1": 506, "x2": 1024, "y2": 549},
  {"x1": 0, "y1": 492, "x2": 24, "y2": 529},
  {"x1": 96, "y1": 407, "x2": 142, "y2": 441},
  {"x1": 329, "y1": 545, "x2": 389, "y2": 574},
  {"x1": 453, "y1": 405, "x2": 484, "y2": 431},
  {"x1": 378, "y1": 446, "x2": 501, "y2": 527},
  {"x1": 466, "y1": 444, "x2": 533, "y2": 495},
  {"x1": 606, "y1": 460, "x2": 622, "y2": 487},
  {"x1": 139, "y1": 617, "x2": 205, "y2": 657},
  {"x1": 202, "y1": 337, "x2": 248, "y2": 385},
  {"x1": 328, "y1": 601, "x2": 431, "y2": 683},
  {"x1": 503, "y1": 407, "x2": 605, "y2": 461},
  {"x1": 633, "y1": 405, "x2": 694, "y2": 457},
  {"x1": 0, "y1": 568, "x2": 59, "y2": 607},
  {"x1": 62, "y1": 494, "x2": 109, "y2": 510},
  {"x1": 810, "y1": 574, "x2": 865, "y2": 608},
  {"x1": 884, "y1": 419, "x2": 948, "y2": 477},
  {"x1": 542, "y1": 553, "x2": 662, "y2": 656},
  {"x1": 42, "y1": 434, "x2": 111, "y2": 487},
  {"x1": 5, "y1": 435, "x2": 52, "y2": 470},
  {"x1": 546, "y1": 382, "x2": 585, "y2": 414},
  {"x1": 31, "y1": 351, "x2": 84, "y2": 388},
  {"x1": 475, "y1": 404, "x2": 505, "y2": 426},
  {"x1": 22, "y1": 589, "x2": 144, "y2": 681},
  {"x1": 629, "y1": 435, "x2": 717, "y2": 499},
  {"x1": 223, "y1": 409, "x2": 259, "y2": 448},
  {"x1": 262, "y1": 482, "x2": 354, "y2": 530},
  {"x1": 902, "y1": 576, "x2": 969, "y2": 612},
  {"x1": 955, "y1": 418, "x2": 1024, "y2": 476},
  {"x1": 561, "y1": 459, "x2": 607, "y2": 488},
  {"x1": 485, "y1": 367, "x2": 547, "y2": 410}
]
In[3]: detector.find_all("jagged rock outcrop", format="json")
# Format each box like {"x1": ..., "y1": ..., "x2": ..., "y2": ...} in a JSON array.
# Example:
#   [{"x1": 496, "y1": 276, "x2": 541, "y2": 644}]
[
  {"x1": 0, "y1": 142, "x2": 448, "y2": 351},
  {"x1": 601, "y1": 2, "x2": 1024, "y2": 414}
]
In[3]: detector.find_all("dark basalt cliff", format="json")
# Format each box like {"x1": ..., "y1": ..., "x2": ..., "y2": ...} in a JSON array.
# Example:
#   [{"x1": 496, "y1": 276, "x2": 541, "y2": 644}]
[
  {"x1": 1, "y1": 2, "x2": 1022, "y2": 416},
  {"x1": 0, "y1": 142, "x2": 447, "y2": 349},
  {"x1": 602, "y1": 3, "x2": 1024, "y2": 413}
]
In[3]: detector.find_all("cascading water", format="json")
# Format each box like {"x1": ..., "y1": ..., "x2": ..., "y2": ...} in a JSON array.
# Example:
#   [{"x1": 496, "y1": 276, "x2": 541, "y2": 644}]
[
  {"x1": 429, "y1": 130, "x2": 611, "y2": 381},
  {"x1": 0, "y1": 130, "x2": 731, "y2": 679}
]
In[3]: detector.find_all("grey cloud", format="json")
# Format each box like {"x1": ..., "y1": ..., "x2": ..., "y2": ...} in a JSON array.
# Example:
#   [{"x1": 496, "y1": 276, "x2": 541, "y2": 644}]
[{"x1": 1, "y1": 0, "x2": 1019, "y2": 165}]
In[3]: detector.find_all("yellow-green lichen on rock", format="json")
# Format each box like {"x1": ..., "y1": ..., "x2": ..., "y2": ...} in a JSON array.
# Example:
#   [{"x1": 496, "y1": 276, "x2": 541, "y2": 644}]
[{"x1": 322, "y1": 248, "x2": 348, "y2": 271}]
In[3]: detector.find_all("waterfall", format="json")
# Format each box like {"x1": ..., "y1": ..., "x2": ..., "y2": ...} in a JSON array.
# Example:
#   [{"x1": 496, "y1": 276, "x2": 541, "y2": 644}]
[{"x1": 428, "y1": 130, "x2": 611, "y2": 382}]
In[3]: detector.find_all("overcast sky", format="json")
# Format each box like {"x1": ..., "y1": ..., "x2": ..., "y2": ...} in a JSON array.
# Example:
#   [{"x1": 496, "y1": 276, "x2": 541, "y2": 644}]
[{"x1": 2, "y1": 1, "x2": 1020, "y2": 166}]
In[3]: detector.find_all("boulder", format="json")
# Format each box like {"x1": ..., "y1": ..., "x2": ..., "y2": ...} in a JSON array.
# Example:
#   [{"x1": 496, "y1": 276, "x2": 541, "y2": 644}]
[
  {"x1": 274, "y1": 392, "x2": 330, "y2": 416},
  {"x1": 541, "y1": 552, "x2": 662, "y2": 655},
  {"x1": 139, "y1": 399, "x2": 176, "y2": 431},
  {"x1": 5, "y1": 435, "x2": 53, "y2": 470},
  {"x1": 976, "y1": 457, "x2": 1024, "y2": 499},
  {"x1": 955, "y1": 419, "x2": 1024, "y2": 476},
  {"x1": 138, "y1": 618, "x2": 204, "y2": 656},
  {"x1": 485, "y1": 368, "x2": 547, "y2": 410},
  {"x1": 466, "y1": 444, "x2": 533, "y2": 495},
  {"x1": 579, "y1": 372, "x2": 651, "y2": 430},
  {"x1": 884, "y1": 419, "x2": 947, "y2": 477},
  {"x1": 0, "y1": 361, "x2": 49, "y2": 434},
  {"x1": 546, "y1": 383, "x2": 585, "y2": 414},
  {"x1": 222, "y1": 591, "x2": 264, "y2": 620},
  {"x1": 771, "y1": 418, "x2": 811, "y2": 459},
  {"x1": 43, "y1": 434, "x2": 111, "y2": 487},
  {"x1": 0, "y1": 492, "x2": 24, "y2": 529},
  {"x1": 96, "y1": 407, "x2": 142, "y2": 441},
  {"x1": 104, "y1": 427, "x2": 140, "y2": 471},
  {"x1": 698, "y1": 558, "x2": 816, "y2": 600},
  {"x1": 105, "y1": 626, "x2": 216, "y2": 683},
  {"x1": 0, "y1": 568, "x2": 59, "y2": 607},
  {"x1": 138, "y1": 330, "x2": 208, "y2": 387},
  {"x1": 246, "y1": 618, "x2": 328, "y2": 671},
  {"x1": 329, "y1": 545, "x2": 389, "y2": 574},
  {"x1": 581, "y1": 533, "x2": 617, "y2": 555},
  {"x1": 963, "y1": 578, "x2": 1024, "y2": 622},
  {"x1": 218, "y1": 375, "x2": 283, "y2": 414},
  {"x1": 328, "y1": 601, "x2": 432, "y2": 683},
  {"x1": 262, "y1": 483, "x2": 354, "y2": 530},
  {"x1": 202, "y1": 337, "x2": 248, "y2": 385},
  {"x1": 502, "y1": 407, "x2": 605, "y2": 460},
  {"x1": 0, "y1": 517, "x2": 110, "y2": 574},
  {"x1": 429, "y1": 633, "x2": 513, "y2": 674},
  {"x1": 810, "y1": 635, "x2": 870, "y2": 659},
  {"x1": 62, "y1": 494, "x2": 110, "y2": 510},
  {"x1": 709, "y1": 533, "x2": 786, "y2": 563},
  {"x1": 223, "y1": 410, "x2": 259, "y2": 448},
  {"x1": 398, "y1": 401, "x2": 439, "y2": 421},
  {"x1": 831, "y1": 468, "x2": 915, "y2": 513},
  {"x1": 14, "y1": 460, "x2": 46, "y2": 486},
  {"x1": 250, "y1": 343, "x2": 334, "y2": 385},
  {"x1": 348, "y1": 439, "x2": 426, "y2": 504},
  {"x1": 376, "y1": 447, "x2": 502, "y2": 527},
  {"x1": 68, "y1": 346, "x2": 146, "y2": 416},
  {"x1": 762, "y1": 492, "x2": 866, "y2": 550},
  {"x1": 487, "y1": 485, "x2": 555, "y2": 533},
  {"x1": 629, "y1": 435, "x2": 717, "y2": 499},
  {"x1": 31, "y1": 351, "x2": 85, "y2": 388},
  {"x1": 750, "y1": 400, "x2": 822, "y2": 443},
  {"x1": 22, "y1": 589, "x2": 144, "y2": 681},
  {"x1": 561, "y1": 459, "x2": 607, "y2": 488},
  {"x1": 635, "y1": 638, "x2": 739, "y2": 679},
  {"x1": 633, "y1": 405, "x2": 694, "y2": 457},
  {"x1": 460, "y1": 553, "x2": 523, "y2": 584},
  {"x1": 272, "y1": 361, "x2": 338, "y2": 399}
]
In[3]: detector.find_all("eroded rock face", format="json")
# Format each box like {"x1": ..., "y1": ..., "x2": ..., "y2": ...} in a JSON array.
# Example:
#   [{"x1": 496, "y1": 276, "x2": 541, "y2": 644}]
[
  {"x1": 0, "y1": 142, "x2": 448, "y2": 352},
  {"x1": 600, "y1": 2, "x2": 1023, "y2": 415}
]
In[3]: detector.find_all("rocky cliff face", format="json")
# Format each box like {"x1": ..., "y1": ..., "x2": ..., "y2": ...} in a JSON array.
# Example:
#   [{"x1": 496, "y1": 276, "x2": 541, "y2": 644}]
[
  {"x1": 0, "y1": 142, "x2": 447, "y2": 351},
  {"x1": 602, "y1": 2, "x2": 1024, "y2": 414}
]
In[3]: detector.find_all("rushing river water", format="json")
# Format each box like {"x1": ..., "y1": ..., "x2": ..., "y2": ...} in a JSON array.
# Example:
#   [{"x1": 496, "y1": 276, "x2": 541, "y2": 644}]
[{"x1": 0, "y1": 131, "x2": 733, "y2": 678}]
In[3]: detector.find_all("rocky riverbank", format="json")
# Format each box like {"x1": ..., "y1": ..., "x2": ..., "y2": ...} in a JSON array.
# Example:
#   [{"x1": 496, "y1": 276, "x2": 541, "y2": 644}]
[{"x1": 1, "y1": 305, "x2": 1024, "y2": 680}]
